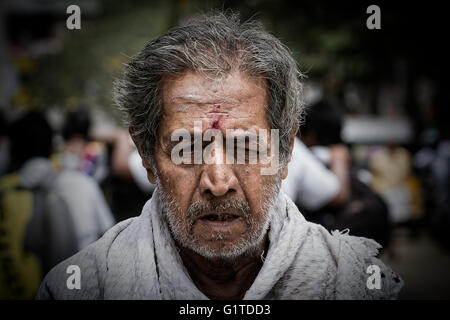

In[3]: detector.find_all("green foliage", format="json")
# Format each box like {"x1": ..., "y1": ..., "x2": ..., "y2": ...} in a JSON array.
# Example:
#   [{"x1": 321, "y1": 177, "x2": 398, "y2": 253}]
[{"x1": 25, "y1": 3, "x2": 171, "y2": 120}]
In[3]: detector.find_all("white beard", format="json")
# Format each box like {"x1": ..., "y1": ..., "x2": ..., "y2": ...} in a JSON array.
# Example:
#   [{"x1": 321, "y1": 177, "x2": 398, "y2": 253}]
[{"x1": 155, "y1": 171, "x2": 282, "y2": 261}]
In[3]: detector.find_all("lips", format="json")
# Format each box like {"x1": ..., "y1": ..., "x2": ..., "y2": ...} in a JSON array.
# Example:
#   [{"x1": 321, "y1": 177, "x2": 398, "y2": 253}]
[
  {"x1": 200, "y1": 213, "x2": 239, "y2": 221},
  {"x1": 197, "y1": 212, "x2": 242, "y2": 229}
]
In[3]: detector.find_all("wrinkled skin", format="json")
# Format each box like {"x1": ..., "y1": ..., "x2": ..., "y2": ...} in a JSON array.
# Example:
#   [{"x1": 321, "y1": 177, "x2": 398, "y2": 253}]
[{"x1": 135, "y1": 71, "x2": 295, "y2": 299}]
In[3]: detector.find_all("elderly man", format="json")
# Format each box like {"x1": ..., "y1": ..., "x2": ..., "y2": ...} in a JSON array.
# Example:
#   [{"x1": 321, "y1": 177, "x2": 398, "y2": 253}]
[{"x1": 36, "y1": 12, "x2": 402, "y2": 300}]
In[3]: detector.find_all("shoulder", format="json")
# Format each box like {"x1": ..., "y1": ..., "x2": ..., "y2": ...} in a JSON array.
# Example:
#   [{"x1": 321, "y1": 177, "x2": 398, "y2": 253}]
[
  {"x1": 322, "y1": 228, "x2": 403, "y2": 299},
  {"x1": 35, "y1": 218, "x2": 135, "y2": 300},
  {"x1": 294, "y1": 217, "x2": 403, "y2": 299}
]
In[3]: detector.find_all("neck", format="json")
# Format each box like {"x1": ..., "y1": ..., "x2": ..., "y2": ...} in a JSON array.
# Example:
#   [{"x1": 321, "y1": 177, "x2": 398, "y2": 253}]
[{"x1": 177, "y1": 235, "x2": 269, "y2": 300}]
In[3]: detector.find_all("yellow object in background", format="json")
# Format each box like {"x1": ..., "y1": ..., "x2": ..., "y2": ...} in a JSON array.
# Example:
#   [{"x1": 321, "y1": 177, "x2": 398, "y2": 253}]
[{"x1": 0, "y1": 174, "x2": 42, "y2": 300}]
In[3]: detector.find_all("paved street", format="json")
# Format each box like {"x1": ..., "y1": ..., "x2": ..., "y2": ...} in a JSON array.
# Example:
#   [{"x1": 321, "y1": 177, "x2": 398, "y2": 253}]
[{"x1": 381, "y1": 226, "x2": 450, "y2": 299}]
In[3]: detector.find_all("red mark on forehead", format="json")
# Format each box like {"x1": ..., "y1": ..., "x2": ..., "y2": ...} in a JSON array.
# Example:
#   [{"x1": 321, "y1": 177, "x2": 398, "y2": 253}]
[
  {"x1": 210, "y1": 115, "x2": 222, "y2": 129},
  {"x1": 212, "y1": 120, "x2": 220, "y2": 129},
  {"x1": 207, "y1": 104, "x2": 223, "y2": 129}
]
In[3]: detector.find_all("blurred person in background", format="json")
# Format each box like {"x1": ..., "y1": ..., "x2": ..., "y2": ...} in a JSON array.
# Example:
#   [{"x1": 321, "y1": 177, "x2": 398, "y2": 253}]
[
  {"x1": 58, "y1": 108, "x2": 109, "y2": 183},
  {"x1": 370, "y1": 143, "x2": 417, "y2": 225},
  {"x1": 428, "y1": 136, "x2": 450, "y2": 246},
  {"x1": 281, "y1": 116, "x2": 350, "y2": 213},
  {"x1": 414, "y1": 121, "x2": 450, "y2": 247},
  {"x1": 110, "y1": 129, "x2": 156, "y2": 195},
  {"x1": 0, "y1": 111, "x2": 78, "y2": 299},
  {"x1": 287, "y1": 99, "x2": 391, "y2": 247},
  {"x1": 54, "y1": 108, "x2": 115, "y2": 249},
  {"x1": 92, "y1": 127, "x2": 155, "y2": 221},
  {"x1": 95, "y1": 127, "x2": 155, "y2": 195}
]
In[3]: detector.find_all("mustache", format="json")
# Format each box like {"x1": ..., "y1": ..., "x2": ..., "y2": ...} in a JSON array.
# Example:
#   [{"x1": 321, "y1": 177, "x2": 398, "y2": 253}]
[{"x1": 186, "y1": 198, "x2": 251, "y2": 222}]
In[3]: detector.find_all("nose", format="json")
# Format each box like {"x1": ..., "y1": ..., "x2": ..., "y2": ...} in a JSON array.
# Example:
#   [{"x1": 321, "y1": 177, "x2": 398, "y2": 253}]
[{"x1": 199, "y1": 162, "x2": 238, "y2": 198}]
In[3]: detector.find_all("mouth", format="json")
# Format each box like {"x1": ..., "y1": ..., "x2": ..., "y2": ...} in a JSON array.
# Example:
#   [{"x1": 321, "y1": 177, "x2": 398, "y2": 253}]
[{"x1": 197, "y1": 212, "x2": 242, "y2": 229}]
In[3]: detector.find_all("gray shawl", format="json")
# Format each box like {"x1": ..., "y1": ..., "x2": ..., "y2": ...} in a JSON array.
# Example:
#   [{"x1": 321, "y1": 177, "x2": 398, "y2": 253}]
[{"x1": 36, "y1": 188, "x2": 403, "y2": 299}]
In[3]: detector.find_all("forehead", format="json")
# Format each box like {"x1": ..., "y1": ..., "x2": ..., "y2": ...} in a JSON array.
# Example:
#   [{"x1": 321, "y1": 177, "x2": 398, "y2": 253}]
[{"x1": 159, "y1": 71, "x2": 270, "y2": 132}]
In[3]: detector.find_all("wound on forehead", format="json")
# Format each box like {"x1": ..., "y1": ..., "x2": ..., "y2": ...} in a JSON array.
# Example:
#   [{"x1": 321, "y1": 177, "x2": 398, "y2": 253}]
[
  {"x1": 207, "y1": 104, "x2": 222, "y2": 129},
  {"x1": 210, "y1": 115, "x2": 221, "y2": 129}
]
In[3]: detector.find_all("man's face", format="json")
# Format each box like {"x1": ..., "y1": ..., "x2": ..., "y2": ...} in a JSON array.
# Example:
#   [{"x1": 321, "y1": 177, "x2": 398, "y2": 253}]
[{"x1": 150, "y1": 71, "x2": 283, "y2": 260}]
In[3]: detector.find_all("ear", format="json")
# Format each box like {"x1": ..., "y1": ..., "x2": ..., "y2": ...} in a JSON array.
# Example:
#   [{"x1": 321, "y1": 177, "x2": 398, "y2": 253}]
[
  {"x1": 281, "y1": 128, "x2": 296, "y2": 180},
  {"x1": 129, "y1": 127, "x2": 157, "y2": 185}
]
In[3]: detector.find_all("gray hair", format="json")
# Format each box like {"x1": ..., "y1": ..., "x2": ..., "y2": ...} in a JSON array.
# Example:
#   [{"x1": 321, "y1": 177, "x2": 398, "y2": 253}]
[{"x1": 114, "y1": 11, "x2": 304, "y2": 166}]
